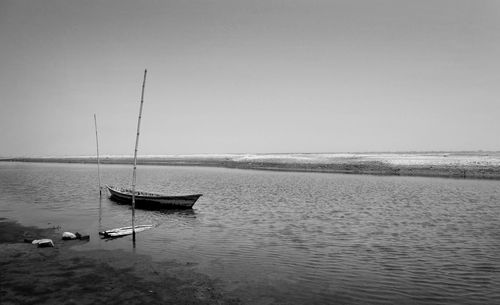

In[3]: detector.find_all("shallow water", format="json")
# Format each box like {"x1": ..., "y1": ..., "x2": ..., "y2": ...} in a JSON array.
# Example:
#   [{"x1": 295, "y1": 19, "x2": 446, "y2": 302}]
[{"x1": 1, "y1": 162, "x2": 499, "y2": 304}]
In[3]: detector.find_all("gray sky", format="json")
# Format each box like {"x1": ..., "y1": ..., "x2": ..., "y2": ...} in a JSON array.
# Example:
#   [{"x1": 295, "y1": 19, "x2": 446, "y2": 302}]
[{"x1": 1, "y1": 0, "x2": 499, "y2": 156}]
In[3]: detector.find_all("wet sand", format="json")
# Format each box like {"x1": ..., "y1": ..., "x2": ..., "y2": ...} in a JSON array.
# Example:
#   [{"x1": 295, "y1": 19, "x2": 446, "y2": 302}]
[
  {"x1": 0, "y1": 219, "x2": 239, "y2": 305},
  {"x1": 4, "y1": 151, "x2": 500, "y2": 180}
]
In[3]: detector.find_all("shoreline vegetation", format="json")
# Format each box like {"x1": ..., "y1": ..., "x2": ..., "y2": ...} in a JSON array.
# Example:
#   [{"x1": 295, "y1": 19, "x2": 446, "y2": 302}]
[
  {"x1": 0, "y1": 219, "x2": 239, "y2": 304},
  {"x1": 2, "y1": 152, "x2": 500, "y2": 180}
]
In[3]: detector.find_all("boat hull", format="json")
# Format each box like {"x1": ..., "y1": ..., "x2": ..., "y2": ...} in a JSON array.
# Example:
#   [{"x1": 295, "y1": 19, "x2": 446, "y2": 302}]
[{"x1": 106, "y1": 185, "x2": 202, "y2": 209}]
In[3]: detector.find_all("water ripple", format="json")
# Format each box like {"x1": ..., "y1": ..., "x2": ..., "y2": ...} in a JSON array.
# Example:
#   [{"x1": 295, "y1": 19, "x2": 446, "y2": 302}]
[{"x1": 1, "y1": 163, "x2": 499, "y2": 304}]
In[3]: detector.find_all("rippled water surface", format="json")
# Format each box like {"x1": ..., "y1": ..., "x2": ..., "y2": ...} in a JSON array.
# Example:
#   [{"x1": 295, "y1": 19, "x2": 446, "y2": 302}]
[{"x1": 1, "y1": 162, "x2": 499, "y2": 304}]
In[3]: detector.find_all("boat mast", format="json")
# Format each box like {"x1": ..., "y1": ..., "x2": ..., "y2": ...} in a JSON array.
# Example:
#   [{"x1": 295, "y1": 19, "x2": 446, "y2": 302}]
[
  {"x1": 131, "y1": 69, "x2": 147, "y2": 236},
  {"x1": 94, "y1": 114, "x2": 102, "y2": 197}
]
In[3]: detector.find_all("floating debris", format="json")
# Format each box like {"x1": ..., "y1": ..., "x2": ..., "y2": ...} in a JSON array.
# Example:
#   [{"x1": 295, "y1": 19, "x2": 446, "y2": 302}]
[{"x1": 99, "y1": 225, "x2": 153, "y2": 238}]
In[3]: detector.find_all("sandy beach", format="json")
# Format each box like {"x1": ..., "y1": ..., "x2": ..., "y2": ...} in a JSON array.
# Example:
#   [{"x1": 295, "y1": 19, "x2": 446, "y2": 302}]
[
  {"x1": 0, "y1": 219, "x2": 239, "y2": 305},
  {"x1": 5, "y1": 151, "x2": 500, "y2": 180}
]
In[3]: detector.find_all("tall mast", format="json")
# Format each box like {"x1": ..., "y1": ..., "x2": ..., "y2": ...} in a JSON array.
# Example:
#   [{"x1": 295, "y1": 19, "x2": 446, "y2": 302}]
[
  {"x1": 131, "y1": 69, "x2": 147, "y2": 236},
  {"x1": 94, "y1": 114, "x2": 102, "y2": 197}
]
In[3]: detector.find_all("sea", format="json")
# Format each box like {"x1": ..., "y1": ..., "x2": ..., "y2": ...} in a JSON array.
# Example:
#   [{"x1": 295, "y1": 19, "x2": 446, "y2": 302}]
[{"x1": 1, "y1": 162, "x2": 499, "y2": 305}]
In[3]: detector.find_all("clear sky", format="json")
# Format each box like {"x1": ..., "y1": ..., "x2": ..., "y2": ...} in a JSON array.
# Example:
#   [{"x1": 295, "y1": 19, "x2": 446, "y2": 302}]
[{"x1": 1, "y1": 0, "x2": 499, "y2": 157}]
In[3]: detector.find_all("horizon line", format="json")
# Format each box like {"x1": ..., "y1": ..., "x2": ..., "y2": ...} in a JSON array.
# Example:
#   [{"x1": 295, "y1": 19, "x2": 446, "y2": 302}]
[{"x1": 2, "y1": 150, "x2": 499, "y2": 159}]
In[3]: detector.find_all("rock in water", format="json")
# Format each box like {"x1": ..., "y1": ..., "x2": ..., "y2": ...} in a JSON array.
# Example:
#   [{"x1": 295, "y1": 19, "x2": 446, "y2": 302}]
[
  {"x1": 62, "y1": 232, "x2": 77, "y2": 240},
  {"x1": 32, "y1": 239, "x2": 54, "y2": 248},
  {"x1": 75, "y1": 232, "x2": 90, "y2": 240}
]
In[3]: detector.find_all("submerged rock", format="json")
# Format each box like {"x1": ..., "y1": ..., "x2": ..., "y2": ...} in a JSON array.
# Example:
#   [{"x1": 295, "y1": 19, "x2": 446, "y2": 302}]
[{"x1": 75, "y1": 232, "x2": 90, "y2": 240}]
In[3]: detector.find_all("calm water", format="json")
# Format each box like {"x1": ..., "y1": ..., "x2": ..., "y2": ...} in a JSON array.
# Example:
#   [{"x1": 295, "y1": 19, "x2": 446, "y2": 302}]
[{"x1": 1, "y1": 162, "x2": 499, "y2": 304}]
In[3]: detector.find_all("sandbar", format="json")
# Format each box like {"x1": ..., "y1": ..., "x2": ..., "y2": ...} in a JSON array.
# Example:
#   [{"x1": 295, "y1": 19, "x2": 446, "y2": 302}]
[{"x1": 3, "y1": 151, "x2": 500, "y2": 180}]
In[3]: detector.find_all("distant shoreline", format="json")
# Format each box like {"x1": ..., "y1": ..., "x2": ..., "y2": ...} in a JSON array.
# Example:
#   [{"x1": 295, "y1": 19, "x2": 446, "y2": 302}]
[{"x1": 2, "y1": 152, "x2": 500, "y2": 180}]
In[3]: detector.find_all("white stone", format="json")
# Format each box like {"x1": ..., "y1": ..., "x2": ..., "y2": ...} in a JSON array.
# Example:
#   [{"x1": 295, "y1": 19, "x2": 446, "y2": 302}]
[
  {"x1": 62, "y1": 232, "x2": 77, "y2": 240},
  {"x1": 32, "y1": 239, "x2": 54, "y2": 248}
]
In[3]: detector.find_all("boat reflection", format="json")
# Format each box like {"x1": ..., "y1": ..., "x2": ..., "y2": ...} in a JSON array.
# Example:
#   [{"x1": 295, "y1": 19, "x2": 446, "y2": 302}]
[{"x1": 156, "y1": 208, "x2": 196, "y2": 216}]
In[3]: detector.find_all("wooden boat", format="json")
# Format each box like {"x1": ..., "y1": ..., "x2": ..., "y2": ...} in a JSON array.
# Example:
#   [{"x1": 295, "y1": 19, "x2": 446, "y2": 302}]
[
  {"x1": 99, "y1": 224, "x2": 153, "y2": 238},
  {"x1": 106, "y1": 185, "x2": 202, "y2": 209},
  {"x1": 104, "y1": 70, "x2": 202, "y2": 214}
]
